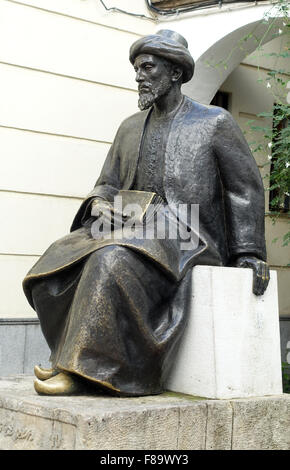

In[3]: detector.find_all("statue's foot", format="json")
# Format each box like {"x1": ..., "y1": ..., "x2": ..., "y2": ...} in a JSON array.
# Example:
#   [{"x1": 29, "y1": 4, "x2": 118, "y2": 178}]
[
  {"x1": 34, "y1": 372, "x2": 83, "y2": 396},
  {"x1": 34, "y1": 365, "x2": 58, "y2": 381}
]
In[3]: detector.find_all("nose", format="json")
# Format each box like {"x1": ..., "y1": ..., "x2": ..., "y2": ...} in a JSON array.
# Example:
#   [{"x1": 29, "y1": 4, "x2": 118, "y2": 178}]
[{"x1": 135, "y1": 69, "x2": 144, "y2": 83}]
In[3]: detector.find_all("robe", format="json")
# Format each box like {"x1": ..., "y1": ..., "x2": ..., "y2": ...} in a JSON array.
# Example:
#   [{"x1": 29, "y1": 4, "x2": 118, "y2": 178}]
[{"x1": 23, "y1": 96, "x2": 266, "y2": 395}]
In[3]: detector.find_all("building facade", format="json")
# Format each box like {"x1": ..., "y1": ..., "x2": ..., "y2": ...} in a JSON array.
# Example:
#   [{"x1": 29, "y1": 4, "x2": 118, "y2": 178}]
[{"x1": 0, "y1": 0, "x2": 289, "y2": 375}]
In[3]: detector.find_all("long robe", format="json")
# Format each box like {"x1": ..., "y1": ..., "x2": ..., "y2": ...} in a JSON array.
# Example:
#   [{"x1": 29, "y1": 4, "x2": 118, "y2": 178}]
[{"x1": 23, "y1": 96, "x2": 267, "y2": 395}]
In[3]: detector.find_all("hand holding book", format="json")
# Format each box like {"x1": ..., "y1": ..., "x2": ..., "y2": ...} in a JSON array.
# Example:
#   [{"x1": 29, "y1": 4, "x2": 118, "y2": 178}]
[
  {"x1": 91, "y1": 198, "x2": 129, "y2": 224},
  {"x1": 91, "y1": 191, "x2": 164, "y2": 228}
]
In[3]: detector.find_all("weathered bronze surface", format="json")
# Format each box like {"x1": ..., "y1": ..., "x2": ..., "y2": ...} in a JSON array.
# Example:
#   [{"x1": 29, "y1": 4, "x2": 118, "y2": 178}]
[
  {"x1": 23, "y1": 29, "x2": 269, "y2": 396},
  {"x1": 34, "y1": 365, "x2": 58, "y2": 381}
]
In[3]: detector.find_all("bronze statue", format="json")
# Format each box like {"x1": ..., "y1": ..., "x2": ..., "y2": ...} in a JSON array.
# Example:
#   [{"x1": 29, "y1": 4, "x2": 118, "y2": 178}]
[{"x1": 23, "y1": 30, "x2": 269, "y2": 396}]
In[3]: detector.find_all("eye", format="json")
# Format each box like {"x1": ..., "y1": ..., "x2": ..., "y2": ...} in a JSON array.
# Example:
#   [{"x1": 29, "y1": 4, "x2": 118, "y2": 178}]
[{"x1": 144, "y1": 64, "x2": 153, "y2": 71}]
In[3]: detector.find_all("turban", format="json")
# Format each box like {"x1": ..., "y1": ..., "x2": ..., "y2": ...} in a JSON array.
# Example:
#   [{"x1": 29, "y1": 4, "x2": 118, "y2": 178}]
[{"x1": 129, "y1": 29, "x2": 194, "y2": 84}]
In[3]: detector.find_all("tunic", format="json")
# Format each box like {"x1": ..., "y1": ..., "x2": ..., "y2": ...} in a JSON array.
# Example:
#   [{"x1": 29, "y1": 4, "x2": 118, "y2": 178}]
[{"x1": 133, "y1": 107, "x2": 174, "y2": 201}]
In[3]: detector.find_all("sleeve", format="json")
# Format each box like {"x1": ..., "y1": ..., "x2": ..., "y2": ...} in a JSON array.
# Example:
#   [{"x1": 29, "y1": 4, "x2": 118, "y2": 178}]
[
  {"x1": 70, "y1": 130, "x2": 122, "y2": 231},
  {"x1": 213, "y1": 109, "x2": 267, "y2": 262}
]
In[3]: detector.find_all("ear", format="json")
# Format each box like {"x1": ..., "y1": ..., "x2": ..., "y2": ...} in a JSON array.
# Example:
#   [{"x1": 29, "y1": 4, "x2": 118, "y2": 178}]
[{"x1": 171, "y1": 66, "x2": 183, "y2": 83}]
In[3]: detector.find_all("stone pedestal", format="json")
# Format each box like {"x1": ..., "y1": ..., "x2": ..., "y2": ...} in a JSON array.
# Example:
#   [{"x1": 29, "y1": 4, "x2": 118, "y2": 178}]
[
  {"x1": 0, "y1": 376, "x2": 289, "y2": 450},
  {"x1": 166, "y1": 266, "x2": 283, "y2": 399}
]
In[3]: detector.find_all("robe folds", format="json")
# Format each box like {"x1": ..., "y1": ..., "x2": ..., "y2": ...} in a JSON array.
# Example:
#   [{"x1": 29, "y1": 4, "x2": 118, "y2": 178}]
[{"x1": 23, "y1": 96, "x2": 267, "y2": 396}]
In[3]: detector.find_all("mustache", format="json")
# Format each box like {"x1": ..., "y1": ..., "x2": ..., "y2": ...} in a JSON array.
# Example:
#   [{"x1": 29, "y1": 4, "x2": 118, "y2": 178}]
[{"x1": 138, "y1": 83, "x2": 152, "y2": 93}]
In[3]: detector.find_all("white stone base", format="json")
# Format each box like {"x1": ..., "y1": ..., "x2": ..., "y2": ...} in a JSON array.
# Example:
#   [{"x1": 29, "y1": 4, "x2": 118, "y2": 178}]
[{"x1": 166, "y1": 266, "x2": 283, "y2": 399}]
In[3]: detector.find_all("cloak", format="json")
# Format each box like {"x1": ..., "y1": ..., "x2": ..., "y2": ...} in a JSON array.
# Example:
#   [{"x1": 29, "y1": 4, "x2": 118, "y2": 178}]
[
  {"x1": 23, "y1": 96, "x2": 266, "y2": 294},
  {"x1": 23, "y1": 96, "x2": 266, "y2": 395}
]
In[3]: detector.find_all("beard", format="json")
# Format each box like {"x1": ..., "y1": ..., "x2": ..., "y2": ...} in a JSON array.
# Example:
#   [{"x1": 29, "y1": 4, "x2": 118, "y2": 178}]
[
  {"x1": 138, "y1": 79, "x2": 172, "y2": 111},
  {"x1": 138, "y1": 91, "x2": 156, "y2": 111}
]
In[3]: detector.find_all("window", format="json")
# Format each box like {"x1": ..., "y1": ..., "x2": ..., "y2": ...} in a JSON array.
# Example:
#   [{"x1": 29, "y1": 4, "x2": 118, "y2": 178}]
[{"x1": 210, "y1": 90, "x2": 230, "y2": 110}]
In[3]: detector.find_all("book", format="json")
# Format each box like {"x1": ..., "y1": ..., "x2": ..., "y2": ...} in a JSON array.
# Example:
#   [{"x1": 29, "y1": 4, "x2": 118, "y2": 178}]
[
  {"x1": 93, "y1": 190, "x2": 164, "y2": 227},
  {"x1": 117, "y1": 190, "x2": 164, "y2": 225}
]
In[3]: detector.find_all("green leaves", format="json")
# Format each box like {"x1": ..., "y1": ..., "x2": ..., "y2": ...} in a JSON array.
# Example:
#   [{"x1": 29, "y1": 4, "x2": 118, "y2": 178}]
[
  {"x1": 282, "y1": 231, "x2": 290, "y2": 247},
  {"x1": 249, "y1": 98, "x2": 289, "y2": 220},
  {"x1": 282, "y1": 362, "x2": 290, "y2": 393}
]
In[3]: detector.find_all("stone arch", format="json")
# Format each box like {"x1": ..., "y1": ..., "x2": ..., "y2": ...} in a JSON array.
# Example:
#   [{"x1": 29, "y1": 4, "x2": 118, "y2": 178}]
[{"x1": 181, "y1": 12, "x2": 285, "y2": 104}]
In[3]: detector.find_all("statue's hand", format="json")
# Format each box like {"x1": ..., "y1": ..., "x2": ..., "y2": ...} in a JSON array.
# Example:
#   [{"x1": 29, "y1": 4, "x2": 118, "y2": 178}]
[
  {"x1": 234, "y1": 255, "x2": 270, "y2": 296},
  {"x1": 91, "y1": 199, "x2": 128, "y2": 222},
  {"x1": 91, "y1": 199, "x2": 113, "y2": 216}
]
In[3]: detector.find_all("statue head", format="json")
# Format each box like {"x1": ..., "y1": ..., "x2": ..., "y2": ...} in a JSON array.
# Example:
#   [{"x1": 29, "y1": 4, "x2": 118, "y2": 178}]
[{"x1": 129, "y1": 30, "x2": 194, "y2": 111}]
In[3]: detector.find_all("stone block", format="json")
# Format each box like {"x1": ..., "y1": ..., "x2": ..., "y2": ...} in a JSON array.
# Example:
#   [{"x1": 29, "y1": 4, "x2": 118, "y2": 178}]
[
  {"x1": 166, "y1": 266, "x2": 283, "y2": 399},
  {"x1": 76, "y1": 407, "x2": 179, "y2": 450},
  {"x1": 0, "y1": 407, "x2": 77, "y2": 450},
  {"x1": 0, "y1": 376, "x2": 289, "y2": 450},
  {"x1": 231, "y1": 396, "x2": 290, "y2": 450},
  {"x1": 205, "y1": 401, "x2": 233, "y2": 450},
  {"x1": 177, "y1": 401, "x2": 207, "y2": 450}
]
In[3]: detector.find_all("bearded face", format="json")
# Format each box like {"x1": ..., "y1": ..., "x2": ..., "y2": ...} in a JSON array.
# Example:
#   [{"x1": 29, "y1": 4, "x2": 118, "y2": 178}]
[
  {"x1": 134, "y1": 54, "x2": 174, "y2": 111},
  {"x1": 138, "y1": 76, "x2": 173, "y2": 111}
]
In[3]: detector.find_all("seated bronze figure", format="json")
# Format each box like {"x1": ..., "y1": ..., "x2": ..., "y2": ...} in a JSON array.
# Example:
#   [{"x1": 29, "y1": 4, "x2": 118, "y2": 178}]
[{"x1": 23, "y1": 30, "x2": 269, "y2": 396}]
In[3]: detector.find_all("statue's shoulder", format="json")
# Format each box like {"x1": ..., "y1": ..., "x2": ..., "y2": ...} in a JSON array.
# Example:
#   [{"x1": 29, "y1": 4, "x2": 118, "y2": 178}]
[{"x1": 183, "y1": 96, "x2": 230, "y2": 123}]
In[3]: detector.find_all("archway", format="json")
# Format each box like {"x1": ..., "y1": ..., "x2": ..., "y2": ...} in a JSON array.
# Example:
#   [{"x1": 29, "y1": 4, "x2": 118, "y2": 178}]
[
  {"x1": 157, "y1": 3, "x2": 286, "y2": 103},
  {"x1": 182, "y1": 16, "x2": 286, "y2": 103}
]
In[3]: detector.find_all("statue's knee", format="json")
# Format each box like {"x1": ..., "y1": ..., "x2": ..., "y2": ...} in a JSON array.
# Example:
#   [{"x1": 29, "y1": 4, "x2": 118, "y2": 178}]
[
  {"x1": 86, "y1": 246, "x2": 128, "y2": 271},
  {"x1": 31, "y1": 279, "x2": 50, "y2": 301}
]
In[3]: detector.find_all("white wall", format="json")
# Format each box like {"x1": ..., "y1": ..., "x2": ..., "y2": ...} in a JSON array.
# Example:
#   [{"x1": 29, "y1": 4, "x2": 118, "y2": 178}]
[{"x1": 0, "y1": 0, "x2": 154, "y2": 318}]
